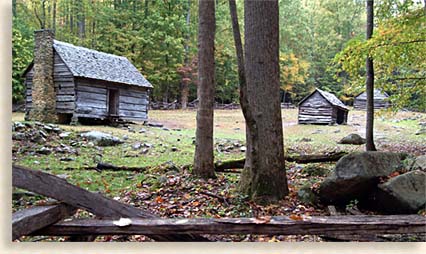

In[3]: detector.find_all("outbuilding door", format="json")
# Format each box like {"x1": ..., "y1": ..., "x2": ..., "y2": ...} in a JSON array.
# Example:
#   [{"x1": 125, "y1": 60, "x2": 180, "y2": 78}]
[
  {"x1": 336, "y1": 109, "x2": 346, "y2": 124},
  {"x1": 108, "y1": 89, "x2": 119, "y2": 116}
]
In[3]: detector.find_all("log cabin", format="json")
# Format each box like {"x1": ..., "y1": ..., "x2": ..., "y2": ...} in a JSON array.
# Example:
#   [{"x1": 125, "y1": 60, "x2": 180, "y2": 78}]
[
  {"x1": 23, "y1": 29, "x2": 152, "y2": 124},
  {"x1": 298, "y1": 88, "x2": 349, "y2": 125},
  {"x1": 353, "y1": 89, "x2": 390, "y2": 110}
]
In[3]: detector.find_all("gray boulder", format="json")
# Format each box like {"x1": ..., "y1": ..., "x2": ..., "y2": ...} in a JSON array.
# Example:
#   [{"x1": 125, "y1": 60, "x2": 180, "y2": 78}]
[
  {"x1": 37, "y1": 147, "x2": 52, "y2": 155},
  {"x1": 59, "y1": 132, "x2": 71, "y2": 138},
  {"x1": 415, "y1": 127, "x2": 426, "y2": 135},
  {"x1": 80, "y1": 131, "x2": 123, "y2": 146},
  {"x1": 319, "y1": 152, "x2": 407, "y2": 204},
  {"x1": 413, "y1": 155, "x2": 426, "y2": 171},
  {"x1": 132, "y1": 142, "x2": 142, "y2": 150},
  {"x1": 338, "y1": 133, "x2": 366, "y2": 145},
  {"x1": 13, "y1": 133, "x2": 26, "y2": 141},
  {"x1": 373, "y1": 170, "x2": 426, "y2": 214},
  {"x1": 148, "y1": 122, "x2": 164, "y2": 128},
  {"x1": 297, "y1": 185, "x2": 319, "y2": 205},
  {"x1": 13, "y1": 122, "x2": 26, "y2": 131}
]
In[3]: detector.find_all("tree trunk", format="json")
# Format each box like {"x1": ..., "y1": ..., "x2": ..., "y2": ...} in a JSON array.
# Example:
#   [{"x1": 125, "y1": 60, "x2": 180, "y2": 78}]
[
  {"x1": 52, "y1": 0, "x2": 56, "y2": 31},
  {"x1": 46, "y1": 0, "x2": 51, "y2": 28},
  {"x1": 193, "y1": 0, "x2": 216, "y2": 179},
  {"x1": 180, "y1": 82, "x2": 189, "y2": 109},
  {"x1": 144, "y1": 0, "x2": 149, "y2": 20},
  {"x1": 70, "y1": 0, "x2": 74, "y2": 34},
  {"x1": 13, "y1": 0, "x2": 16, "y2": 17},
  {"x1": 238, "y1": 0, "x2": 288, "y2": 204},
  {"x1": 91, "y1": 0, "x2": 96, "y2": 47},
  {"x1": 77, "y1": 0, "x2": 85, "y2": 39},
  {"x1": 41, "y1": 0, "x2": 46, "y2": 29},
  {"x1": 228, "y1": 0, "x2": 256, "y2": 194},
  {"x1": 181, "y1": 0, "x2": 191, "y2": 110},
  {"x1": 365, "y1": 0, "x2": 377, "y2": 151}
]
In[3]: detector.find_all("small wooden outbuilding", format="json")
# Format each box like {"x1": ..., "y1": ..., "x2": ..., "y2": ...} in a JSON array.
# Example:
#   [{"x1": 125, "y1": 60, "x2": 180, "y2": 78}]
[
  {"x1": 298, "y1": 88, "x2": 349, "y2": 125},
  {"x1": 353, "y1": 89, "x2": 390, "y2": 110},
  {"x1": 24, "y1": 29, "x2": 152, "y2": 124}
]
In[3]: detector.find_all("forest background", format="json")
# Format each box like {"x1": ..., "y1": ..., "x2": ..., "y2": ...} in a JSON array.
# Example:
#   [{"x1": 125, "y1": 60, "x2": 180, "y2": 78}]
[{"x1": 12, "y1": 0, "x2": 426, "y2": 111}]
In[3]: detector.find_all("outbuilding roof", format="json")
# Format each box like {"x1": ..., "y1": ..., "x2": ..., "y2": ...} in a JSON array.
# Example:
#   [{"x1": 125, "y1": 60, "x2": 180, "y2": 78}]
[
  {"x1": 354, "y1": 89, "x2": 389, "y2": 100},
  {"x1": 53, "y1": 40, "x2": 152, "y2": 88},
  {"x1": 299, "y1": 88, "x2": 349, "y2": 110}
]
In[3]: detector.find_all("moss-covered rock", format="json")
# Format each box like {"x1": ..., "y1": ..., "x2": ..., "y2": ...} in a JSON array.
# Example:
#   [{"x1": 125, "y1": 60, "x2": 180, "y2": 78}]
[
  {"x1": 319, "y1": 152, "x2": 407, "y2": 204},
  {"x1": 297, "y1": 185, "x2": 319, "y2": 205},
  {"x1": 373, "y1": 170, "x2": 426, "y2": 214},
  {"x1": 301, "y1": 165, "x2": 330, "y2": 177}
]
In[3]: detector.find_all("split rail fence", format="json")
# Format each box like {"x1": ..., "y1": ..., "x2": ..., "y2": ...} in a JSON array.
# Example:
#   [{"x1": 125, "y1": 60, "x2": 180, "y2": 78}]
[{"x1": 12, "y1": 165, "x2": 426, "y2": 242}]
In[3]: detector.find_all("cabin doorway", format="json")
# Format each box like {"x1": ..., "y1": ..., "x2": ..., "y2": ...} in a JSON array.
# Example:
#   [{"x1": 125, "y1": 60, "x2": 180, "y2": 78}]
[
  {"x1": 336, "y1": 109, "x2": 347, "y2": 124},
  {"x1": 108, "y1": 89, "x2": 119, "y2": 116}
]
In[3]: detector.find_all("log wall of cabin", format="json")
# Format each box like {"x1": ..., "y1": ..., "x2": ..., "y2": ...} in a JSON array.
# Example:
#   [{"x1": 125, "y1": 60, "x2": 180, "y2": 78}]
[
  {"x1": 298, "y1": 92, "x2": 335, "y2": 124},
  {"x1": 353, "y1": 99, "x2": 389, "y2": 110},
  {"x1": 75, "y1": 79, "x2": 108, "y2": 118},
  {"x1": 25, "y1": 53, "x2": 75, "y2": 114},
  {"x1": 74, "y1": 78, "x2": 148, "y2": 121},
  {"x1": 353, "y1": 92, "x2": 390, "y2": 110},
  {"x1": 118, "y1": 88, "x2": 148, "y2": 121}
]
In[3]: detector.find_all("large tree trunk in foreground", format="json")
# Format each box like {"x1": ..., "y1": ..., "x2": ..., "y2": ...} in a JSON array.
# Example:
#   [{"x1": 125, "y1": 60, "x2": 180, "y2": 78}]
[
  {"x1": 365, "y1": 0, "x2": 377, "y2": 151},
  {"x1": 193, "y1": 0, "x2": 216, "y2": 179},
  {"x1": 238, "y1": 0, "x2": 288, "y2": 204}
]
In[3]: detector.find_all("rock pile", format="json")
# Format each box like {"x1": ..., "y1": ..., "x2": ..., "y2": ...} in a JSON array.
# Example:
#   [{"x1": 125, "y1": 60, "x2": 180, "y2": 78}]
[
  {"x1": 215, "y1": 140, "x2": 246, "y2": 153},
  {"x1": 12, "y1": 121, "x2": 78, "y2": 159},
  {"x1": 12, "y1": 122, "x2": 61, "y2": 144}
]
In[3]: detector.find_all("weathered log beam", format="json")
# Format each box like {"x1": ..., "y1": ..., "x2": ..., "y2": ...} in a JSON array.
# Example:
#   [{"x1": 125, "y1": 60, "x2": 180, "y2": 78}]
[
  {"x1": 13, "y1": 204, "x2": 77, "y2": 240},
  {"x1": 34, "y1": 215, "x2": 426, "y2": 236},
  {"x1": 286, "y1": 152, "x2": 348, "y2": 163},
  {"x1": 322, "y1": 205, "x2": 379, "y2": 241},
  {"x1": 94, "y1": 162, "x2": 149, "y2": 172},
  {"x1": 12, "y1": 165, "x2": 208, "y2": 242},
  {"x1": 69, "y1": 152, "x2": 348, "y2": 173},
  {"x1": 215, "y1": 152, "x2": 348, "y2": 171}
]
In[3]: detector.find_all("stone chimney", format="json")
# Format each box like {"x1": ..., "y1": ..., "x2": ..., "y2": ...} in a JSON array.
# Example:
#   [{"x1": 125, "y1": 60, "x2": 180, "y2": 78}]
[{"x1": 27, "y1": 29, "x2": 57, "y2": 123}]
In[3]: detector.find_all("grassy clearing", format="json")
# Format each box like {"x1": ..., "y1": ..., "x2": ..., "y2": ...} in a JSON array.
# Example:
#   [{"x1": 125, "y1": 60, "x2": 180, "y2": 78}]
[
  {"x1": 13, "y1": 108, "x2": 426, "y2": 171},
  {"x1": 13, "y1": 108, "x2": 425, "y2": 200}
]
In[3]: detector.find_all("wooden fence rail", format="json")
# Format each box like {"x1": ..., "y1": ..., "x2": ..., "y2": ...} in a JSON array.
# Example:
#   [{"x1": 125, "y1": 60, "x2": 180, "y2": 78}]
[
  {"x1": 12, "y1": 165, "x2": 207, "y2": 242},
  {"x1": 33, "y1": 215, "x2": 426, "y2": 236},
  {"x1": 12, "y1": 204, "x2": 76, "y2": 240}
]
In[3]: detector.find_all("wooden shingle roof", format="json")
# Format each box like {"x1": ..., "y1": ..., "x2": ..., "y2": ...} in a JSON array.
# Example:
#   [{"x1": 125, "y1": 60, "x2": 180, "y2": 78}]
[
  {"x1": 299, "y1": 88, "x2": 349, "y2": 111},
  {"x1": 53, "y1": 40, "x2": 152, "y2": 88},
  {"x1": 355, "y1": 89, "x2": 389, "y2": 100}
]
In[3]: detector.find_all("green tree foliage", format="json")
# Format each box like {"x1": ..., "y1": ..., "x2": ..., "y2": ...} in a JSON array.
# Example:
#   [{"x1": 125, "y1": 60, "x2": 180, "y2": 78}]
[
  {"x1": 279, "y1": 0, "x2": 365, "y2": 101},
  {"x1": 12, "y1": 17, "x2": 33, "y2": 103},
  {"x1": 335, "y1": 1, "x2": 426, "y2": 111},
  {"x1": 12, "y1": 0, "x2": 424, "y2": 110},
  {"x1": 279, "y1": 52, "x2": 309, "y2": 102}
]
